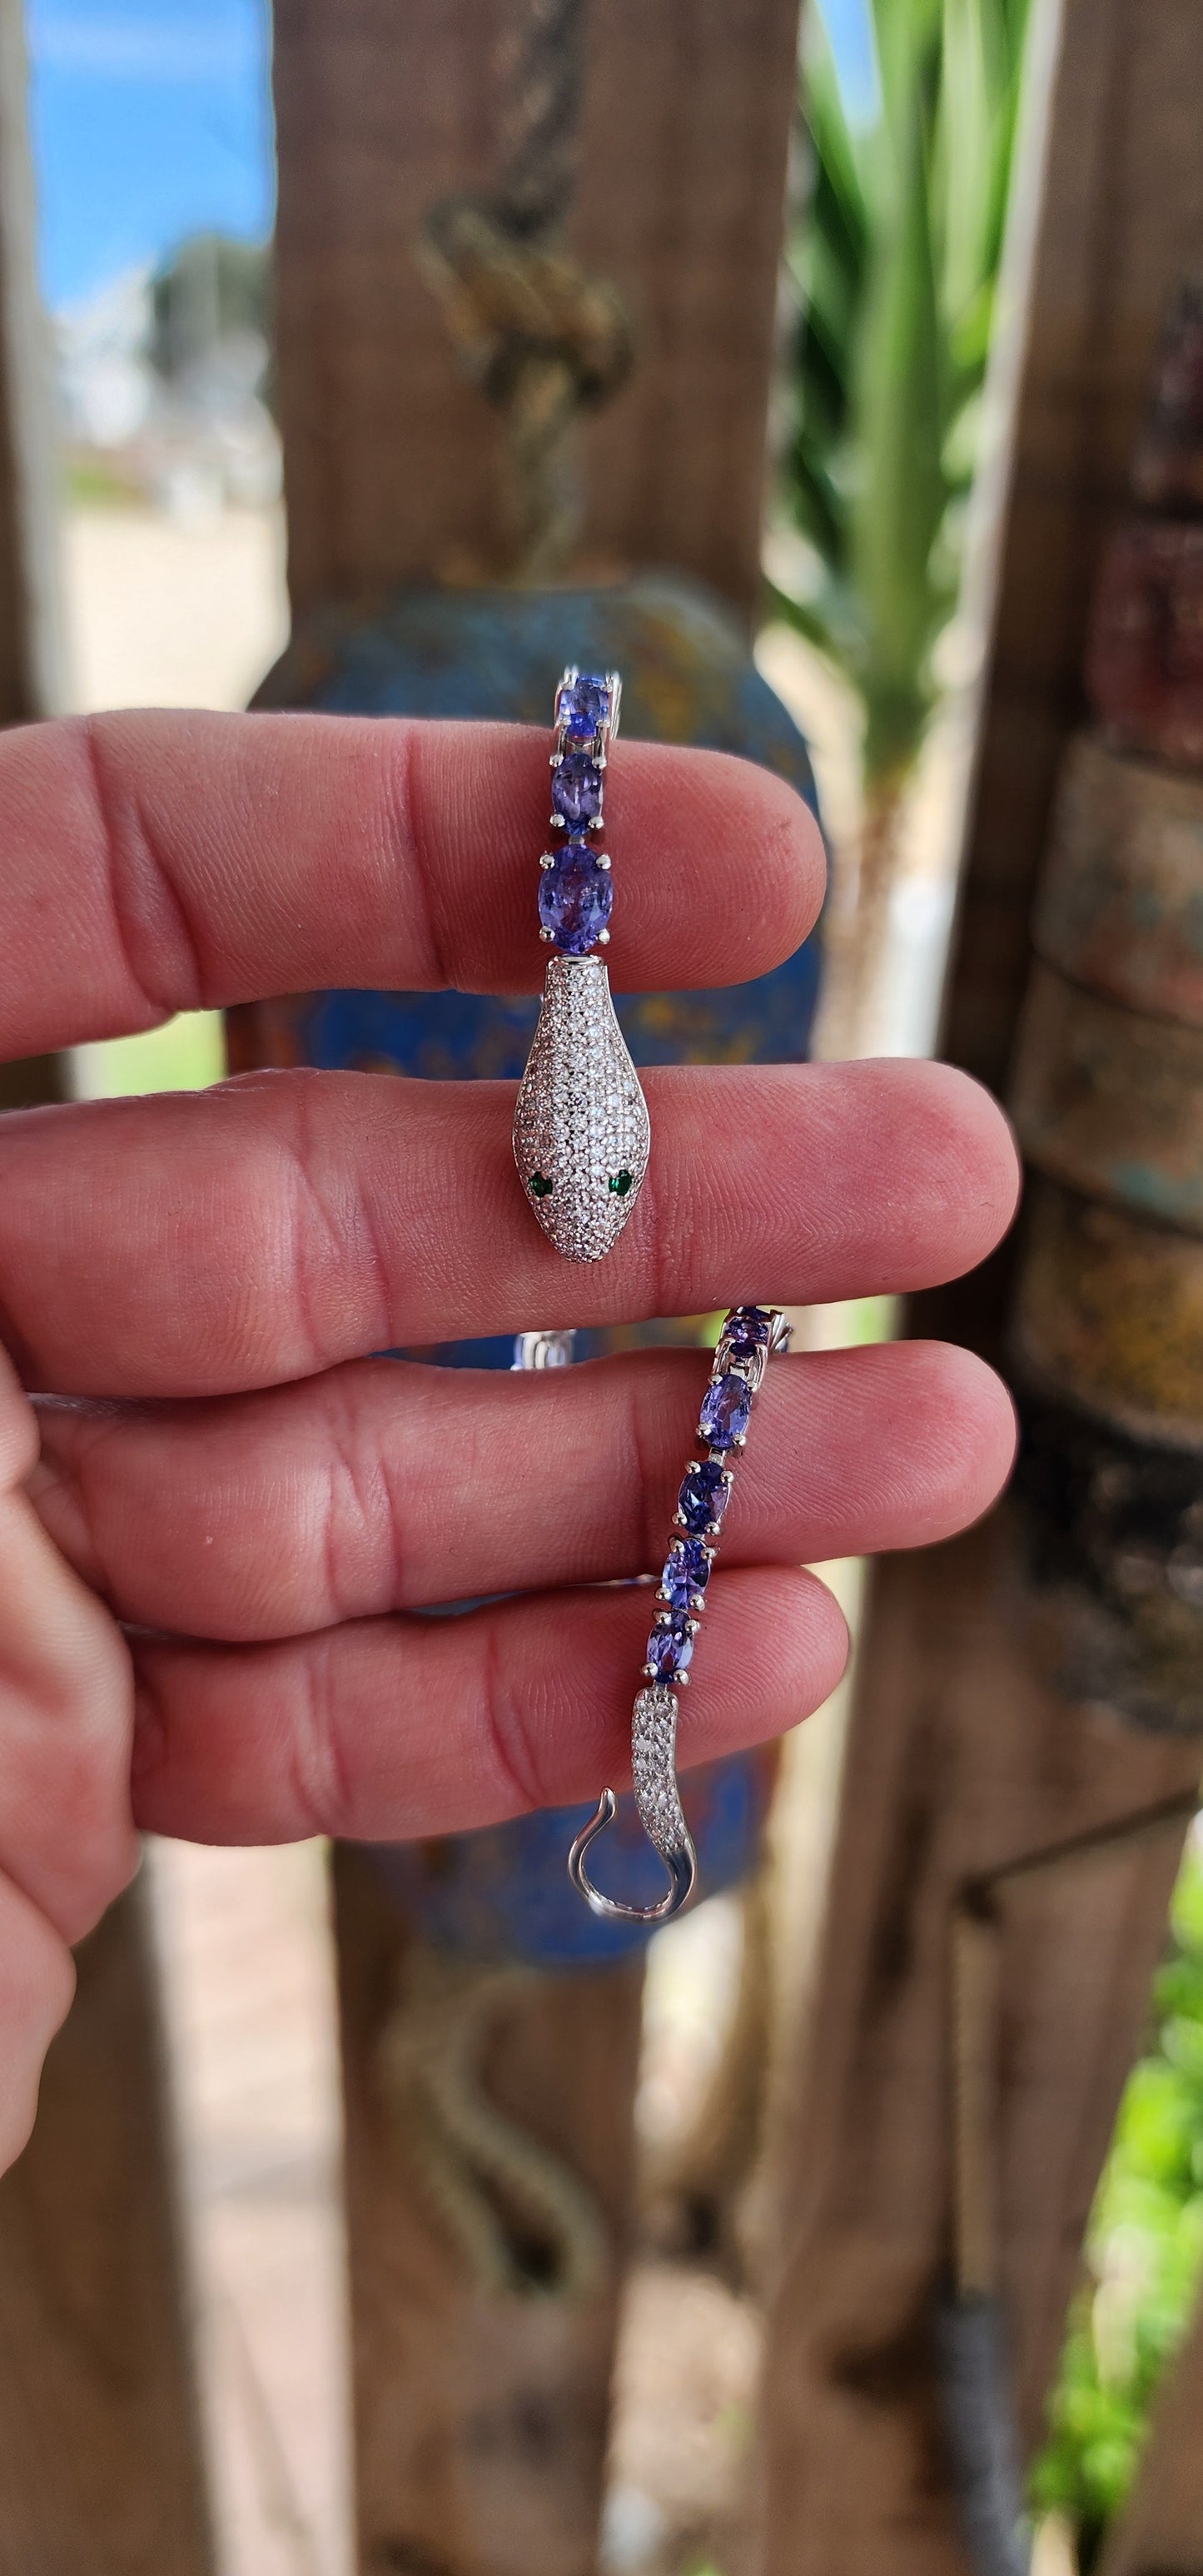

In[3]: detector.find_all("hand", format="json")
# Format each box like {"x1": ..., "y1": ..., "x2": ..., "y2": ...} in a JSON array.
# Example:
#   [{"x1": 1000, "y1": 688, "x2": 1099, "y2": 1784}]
[{"x1": 0, "y1": 709, "x2": 1018, "y2": 2166}]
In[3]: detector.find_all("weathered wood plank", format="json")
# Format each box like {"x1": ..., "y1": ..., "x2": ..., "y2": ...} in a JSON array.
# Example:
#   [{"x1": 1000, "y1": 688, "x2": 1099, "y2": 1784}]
[
  {"x1": 758, "y1": 1524, "x2": 1199, "y2": 2575},
  {"x1": 268, "y1": 13, "x2": 804, "y2": 2574},
  {"x1": 0, "y1": 20, "x2": 211, "y2": 2566},
  {"x1": 334, "y1": 1848, "x2": 644, "y2": 2576},
  {"x1": 760, "y1": 4, "x2": 1203, "y2": 2559},
  {"x1": 938, "y1": 0, "x2": 1203, "y2": 1154},
  {"x1": 0, "y1": 0, "x2": 64, "y2": 1111},
  {"x1": 0, "y1": 0, "x2": 64, "y2": 720},
  {"x1": 271, "y1": 0, "x2": 801, "y2": 619},
  {"x1": 1101, "y1": 2290, "x2": 1203, "y2": 2574},
  {"x1": 0, "y1": 1880, "x2": 214, "y2": 2576}
]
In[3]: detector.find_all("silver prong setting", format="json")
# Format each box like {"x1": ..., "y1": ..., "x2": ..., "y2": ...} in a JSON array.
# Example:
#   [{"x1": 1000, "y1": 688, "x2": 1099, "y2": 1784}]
[
  {"x1": 569, "y1": 1310, "x2": 789, "y2": 1925},
  {"x1": 516, "y1": 667, "x2": 647, "y2": 1263}
]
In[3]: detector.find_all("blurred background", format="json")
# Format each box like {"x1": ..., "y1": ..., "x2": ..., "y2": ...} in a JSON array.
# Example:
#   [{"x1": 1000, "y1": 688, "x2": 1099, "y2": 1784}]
[{"x1": 5, "y1": 5, "x2": 1203, "y2": 2576}]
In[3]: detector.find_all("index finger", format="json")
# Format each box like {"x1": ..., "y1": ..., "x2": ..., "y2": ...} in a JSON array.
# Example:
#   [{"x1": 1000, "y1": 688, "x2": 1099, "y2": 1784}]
[{"x1": 0, "y1": 710, "x2": 824, "y2": 1061}]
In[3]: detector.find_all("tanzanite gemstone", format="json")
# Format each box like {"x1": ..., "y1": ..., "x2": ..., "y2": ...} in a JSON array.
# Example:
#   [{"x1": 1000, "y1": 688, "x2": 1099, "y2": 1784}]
[
  {"x1": 725, "y1": 1305, "x2": 773, "y2": 1358},
  {"x1": 677, "y1": 1460, "x2": 729, "y2": 1534},
  {"x1": 699, "y1": 1370, "x2": 752, "y2": 1451},
  {"x1": 646, "y1": 1612, "x2": 694, "y2": 1683},
  {"x1": 538, "y1": 840, "x2": 614, "y2": 953},
  {"x1": 551, "y1": 752, "x2": 602, "y2": 828},
  {"x1": 559, "y1": 674, "x2": 610, "y2": 742},
  {"x1": 662, "y1": 1538, "x2": 711, "y2": 1611}
]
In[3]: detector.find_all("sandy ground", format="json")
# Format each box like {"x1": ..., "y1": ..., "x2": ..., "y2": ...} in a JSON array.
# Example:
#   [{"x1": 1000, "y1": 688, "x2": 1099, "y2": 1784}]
[{"x1": 62, "y1": 501, "x2": 290, "y2": 715}]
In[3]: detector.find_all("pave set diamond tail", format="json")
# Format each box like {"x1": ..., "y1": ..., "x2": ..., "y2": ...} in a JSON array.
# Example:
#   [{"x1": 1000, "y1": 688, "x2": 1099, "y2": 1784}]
[{"x1": 568, "y1": 1305, "x2": 793, "y2": 1923}]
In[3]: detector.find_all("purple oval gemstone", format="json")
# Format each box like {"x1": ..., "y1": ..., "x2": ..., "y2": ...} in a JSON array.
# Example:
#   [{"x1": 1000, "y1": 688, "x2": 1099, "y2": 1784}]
[
  {"x1": 677, "y1": 1460, "x2": 729, "y2": 1534},
  {"x1": 662, "y1": 1538, "x2": 711, "y2": 1610},
  {"x1": 647, "y1": 1612, "x2": 694, "y2": 1683},
  {"x1": 699, "y1": 1370, "x2": 752, "y2": 1451},
  {"x1": 538, "y1": 841, "x2": 614, "y2": 954},
  {"x1": 559, "y1": 674, "x2": 610, "y2": 742},
  {"x1": 551, "y1": 753, "x2": 602, "y2": 828},
  {"x1": 725, "y1": 1305, "x2": 773, "y2": 1358}
]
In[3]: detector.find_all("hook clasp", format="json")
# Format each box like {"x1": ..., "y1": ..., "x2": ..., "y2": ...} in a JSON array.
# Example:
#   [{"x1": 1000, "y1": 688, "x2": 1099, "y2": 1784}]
[{"x1": 567, "y1": 1789, "x2": 698, "y2": 1924}]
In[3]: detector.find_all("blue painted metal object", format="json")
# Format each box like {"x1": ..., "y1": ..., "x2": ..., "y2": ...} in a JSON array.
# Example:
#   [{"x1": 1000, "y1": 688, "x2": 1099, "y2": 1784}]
[
  {"x1": 252, "y1": 574, "x2": 822, "y2": 1085},
  {"x1": 237, "y1": 573, "x2": 823, "y2": 1962},
  {"x1": 364, "y1": 1754, "x2": 771, "y2": 1970}
]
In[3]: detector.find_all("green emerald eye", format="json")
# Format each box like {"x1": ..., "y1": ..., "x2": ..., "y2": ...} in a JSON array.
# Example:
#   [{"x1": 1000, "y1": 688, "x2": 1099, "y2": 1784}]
[
  {"x1": 609, "y1": 1169, "x2": 633, "y2": 1196},
  {"x1": 529, "y1": 1172, "x2": 554, "y2": 1198}
]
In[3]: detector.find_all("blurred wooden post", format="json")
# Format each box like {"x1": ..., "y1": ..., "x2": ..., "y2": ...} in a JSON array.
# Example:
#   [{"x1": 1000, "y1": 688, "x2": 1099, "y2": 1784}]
[
  {"x1": 0, "y1": 12, "x2": 213, "y2": 2569},
  {"x1": 334, "y1": 1852, "x2": 646, "y2": 2576},
  {"x1": 0, "y1": 0, "x2": 64, "y2": 1113},
  {"x1": 271, "y1": 0, "x2": 801, "y2": 623},
  {"x1": 0, "y1": 0, "x2": 62, "y2": 728},
  {"x1": 1100, "y1": 2295, "x2": 1203, "y2": 2573},
  {"x1": 0, "y1": 1883, "x2": 215, "y2": 2576},
  {"x1": 267, "y1": 5, "x2": 803, "y2": 2568},
  {"x1": 758, "y1": 0, "x2": 1203, "y2": 2567}
]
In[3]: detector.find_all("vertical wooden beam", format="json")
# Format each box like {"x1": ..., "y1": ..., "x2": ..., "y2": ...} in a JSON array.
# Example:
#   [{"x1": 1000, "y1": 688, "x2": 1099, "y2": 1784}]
[
  {"x1": 268, "y1": 12, "x2": 802, "y2": 2574},
  {"x1": 759, "y1": 1532, "x2": 1199, "y2": 2576},
  {"x1": 0, "y1": 1882, "x2": 214, "y2": 2576},
  {"x1": 1101, "y1": 2292, "x2": 1203, "y2": 2574},
  {"x1": 0, "y1": 0, "x2": 63, "y2": 722},
  {"x1": 271, "y1": 0, "x2": 801, "y2": 621},
  {"x1": 939, "y1": 0, "x2": 1203, "y2": 1164},
  {"x1": 574, "y1": 0, "x2": 801, "y2": 616},
  {"x1": 0, "y1": 18, "x2": 211, "y2": 2570},
  {"x1": 760, "y1": 1, "x2": 1203, "y2": 2567},
  {"x1": 335, "y1": 1851, "x2": 643, "y2": 2576},
  {"x1": 0, "y1": 0, "x2": 63, "y2": 1118}
]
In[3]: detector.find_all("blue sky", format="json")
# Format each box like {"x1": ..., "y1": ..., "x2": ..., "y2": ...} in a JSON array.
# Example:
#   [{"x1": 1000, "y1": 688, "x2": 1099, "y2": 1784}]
[
  {"x1": 27, "y1": 0, "x2": 876, "y2": 315},
  {"x1": 27, "y1": 0, "x2": 274, "y2": 309},
  {"x1": 815, "y1": 0, "x2": 878, "y2": 123}
]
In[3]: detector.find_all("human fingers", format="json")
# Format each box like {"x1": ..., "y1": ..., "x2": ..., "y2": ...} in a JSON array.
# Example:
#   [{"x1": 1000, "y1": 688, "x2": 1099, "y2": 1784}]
[
  {"x1": 130, "y1": 1567, "x2": 848, "y2": 1846},
  {"x1": 32, "y1": 1341, "x2": 1016, "y2": 1641},
  {"x1": 0, "y1": 1872, "x2": 76, "y2": 2175},
  {"x1": 0, "y1": 1337, "x2": 132, "y2": 2176},
  {"x1": 0, "y1": 711, "x2": 823, "y2": 1059},
  {"x1": 0, "y1": 1060, "x2": 1020, "y2": 1395},
  {"x1": 0, "y1": 1344, "x2": 137, "y2": 1942}
]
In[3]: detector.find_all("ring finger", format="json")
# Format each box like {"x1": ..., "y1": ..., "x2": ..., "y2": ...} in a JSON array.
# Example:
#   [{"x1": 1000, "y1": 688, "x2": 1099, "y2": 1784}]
[{"x1": 32, "y1": 1340, "x2": 1016, "y2": 1640}]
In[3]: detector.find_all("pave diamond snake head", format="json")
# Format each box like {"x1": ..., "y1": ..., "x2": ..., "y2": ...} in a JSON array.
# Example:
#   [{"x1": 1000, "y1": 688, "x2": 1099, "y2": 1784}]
[{"x1": 513, "y1": 954, "x2": 650, "y2": 1261}]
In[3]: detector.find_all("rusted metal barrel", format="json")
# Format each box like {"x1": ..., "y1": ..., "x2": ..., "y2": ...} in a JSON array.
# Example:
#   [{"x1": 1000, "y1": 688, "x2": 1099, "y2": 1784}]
[
  {"x1": 1086, "y1": 522, "x2": 1203, "y2": 768},
  {"x1": 1031, "y1": 735, "x2": 1203, "y2": 1020}
]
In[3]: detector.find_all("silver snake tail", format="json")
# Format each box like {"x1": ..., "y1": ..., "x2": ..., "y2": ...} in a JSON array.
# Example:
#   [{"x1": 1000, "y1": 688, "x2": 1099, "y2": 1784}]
[{"x1": 569, "y1": 1307, "x2": 793, "y2": 1925}]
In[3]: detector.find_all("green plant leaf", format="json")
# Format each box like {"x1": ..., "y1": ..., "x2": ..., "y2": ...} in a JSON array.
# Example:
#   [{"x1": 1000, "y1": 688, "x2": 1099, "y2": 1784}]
[{"x1": 778, "y1": 0, "x2": 1031, "y2": 785}]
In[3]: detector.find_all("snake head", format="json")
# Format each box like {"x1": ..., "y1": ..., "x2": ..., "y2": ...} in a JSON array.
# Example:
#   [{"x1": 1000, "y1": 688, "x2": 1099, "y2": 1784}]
[{"x1": 513, "y1": 955, "x2": 650, "y2": 1262}]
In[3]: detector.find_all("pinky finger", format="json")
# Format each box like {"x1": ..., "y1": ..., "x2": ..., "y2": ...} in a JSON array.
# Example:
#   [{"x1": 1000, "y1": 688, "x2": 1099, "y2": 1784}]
[
  {"x1": 0, "y1": 1872, "x2": 74, "y2": 2174},
  {"x1": 129, "y1": 1565, "x2": 849, "y2": 1847}
]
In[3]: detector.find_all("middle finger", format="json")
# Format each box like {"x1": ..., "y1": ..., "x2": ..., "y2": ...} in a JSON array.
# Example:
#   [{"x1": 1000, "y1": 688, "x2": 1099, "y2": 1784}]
[{"x1": 0, "y1": 1059, "x2": 1017, "y2": 1395}]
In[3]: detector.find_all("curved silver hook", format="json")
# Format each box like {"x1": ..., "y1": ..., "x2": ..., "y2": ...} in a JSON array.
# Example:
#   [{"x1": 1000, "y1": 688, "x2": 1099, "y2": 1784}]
[{"x1": 567, "y1": 1789, "x2": 698, "y2": 1925}]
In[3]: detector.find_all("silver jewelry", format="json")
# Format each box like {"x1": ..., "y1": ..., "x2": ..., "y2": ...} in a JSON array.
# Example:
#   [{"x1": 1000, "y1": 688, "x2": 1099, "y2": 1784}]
[
  {"x1": 569, "y1": 1305, "x2": 793, "y2": 1923},
  {"x1": 513, "y1": 669, "x2": 650, "y2": 1262}
]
